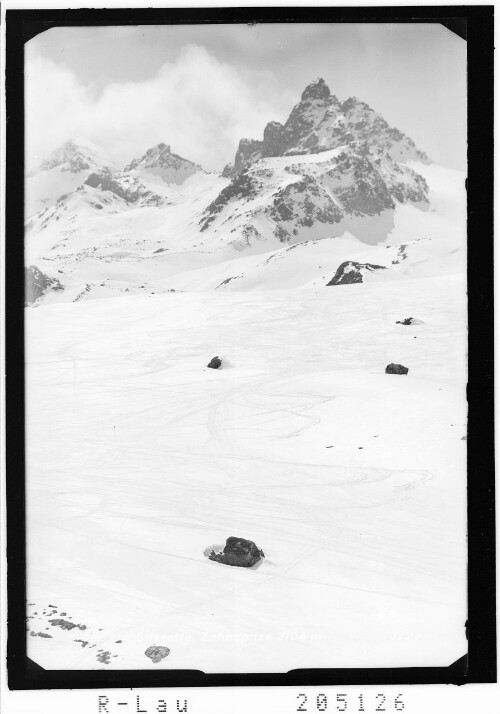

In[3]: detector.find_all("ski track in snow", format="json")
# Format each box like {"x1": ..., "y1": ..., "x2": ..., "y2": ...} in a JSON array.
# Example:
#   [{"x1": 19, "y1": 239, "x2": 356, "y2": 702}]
[{"x1": 26, "y1": 277, "x2": 467, "y2": 671}]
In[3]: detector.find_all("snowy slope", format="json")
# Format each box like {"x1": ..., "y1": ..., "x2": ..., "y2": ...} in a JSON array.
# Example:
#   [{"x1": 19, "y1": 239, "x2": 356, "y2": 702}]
[
  {"x1": 26, "y1": 275, "x2": 467, "y2": 671},
  {"x1": 151, "y1": 162, "x2": 465, "y2": 293},
  {"x1": 163, "y1": 235, "x2": 364, "y2": 292},
  {"x1": 25, "y1": 154, "x2": 464, "y2": 305}
]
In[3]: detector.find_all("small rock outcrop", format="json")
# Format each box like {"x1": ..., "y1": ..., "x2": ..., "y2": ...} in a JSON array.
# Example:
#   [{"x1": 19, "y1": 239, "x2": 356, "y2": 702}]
[
  {"x1": 25, "y1": 265, "x2": 64, "y2": 305},
  {"x1": 208, "y1": 536, "x2": 265, "y2": 568},
  {"x1": 145, "y1": 645, "x2": 170, "y2": 663},
  {"x1": 207, "y1": 356, "x2": 222, "y2": 369},
  {"x1": 396, "y1": 317, "x2": 424, "y2": 325},
  {"x1": 385, "y1": 363, "x2": 409, "y2": 375},
  {"x1": 85, "y1": 172, "x2": 141, "y2": 203},
  {"x1": 326, "y1": 261, "x2": 387, "y2": 286}
]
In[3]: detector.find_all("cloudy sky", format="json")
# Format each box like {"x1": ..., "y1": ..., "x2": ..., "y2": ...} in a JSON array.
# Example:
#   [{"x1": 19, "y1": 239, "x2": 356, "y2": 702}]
[{"x1": 26, "y1": 23, "x2": 466, "y2": 173}]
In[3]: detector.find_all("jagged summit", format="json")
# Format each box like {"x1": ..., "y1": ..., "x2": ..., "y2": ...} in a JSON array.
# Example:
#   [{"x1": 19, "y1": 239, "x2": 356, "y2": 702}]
[
  {"x1": 124, "y1": 143, "x2": 204, "y2": 184},
  {"x1": 301, "y1": 77, "x2": 331, "y2": 101},
  {"x1": 231, "y1": 79, "x2": 429, "y2": 176}
]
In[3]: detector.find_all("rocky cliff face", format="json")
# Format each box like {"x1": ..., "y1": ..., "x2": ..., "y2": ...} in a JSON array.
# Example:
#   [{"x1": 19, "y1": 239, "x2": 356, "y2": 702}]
[{"x1": 231, "y1": 78, "x2": 429, "y2": 176}]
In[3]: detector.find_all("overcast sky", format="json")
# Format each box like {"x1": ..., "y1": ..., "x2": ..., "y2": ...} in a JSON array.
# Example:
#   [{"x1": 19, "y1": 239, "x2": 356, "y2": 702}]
[{"x1": 26, "y1": 23, "x2": 466, "y2": 173}]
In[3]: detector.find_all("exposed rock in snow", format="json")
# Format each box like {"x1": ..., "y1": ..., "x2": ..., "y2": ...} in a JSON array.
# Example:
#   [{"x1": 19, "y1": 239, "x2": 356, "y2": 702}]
[
  {"x1": 200, "y1": 167, "x2": 261, "y2": 231},
  {"x1": 144, "y1": 645, "x2": 170, "y2": 663},
  {"x1": 207, "y1": 356, "x2": 222, "y2": 369},
  {"x1": 385, "y1": 363, "x2": 409, "y2": 375},
  {"x1": 396, "y1": 317, "x2": 425, "y2": 325},
  {"x1": 49, "y1": 618, "x2": 87, "y2": 631},
  {"x1": 201, "y1": 145, "x2": 429, "y2": 244},
  {"x1": 25, "y1": 265, "x2": 64, "y2": 305},
  {"x1": 326, "y1": 261, "x2": 388, "y2": 286},
  {"x1": 208, "y1": 537, "x2": 265, "y2": 568},
  {"x1": 83, "y1": 171, "x2": 166, "y2": 206},
  {"x1": 221, "y1": 163, "x2": 233, "y2": 178}
]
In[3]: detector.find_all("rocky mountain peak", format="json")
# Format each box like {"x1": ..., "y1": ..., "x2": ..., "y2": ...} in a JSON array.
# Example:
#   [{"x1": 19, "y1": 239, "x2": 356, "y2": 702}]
[
  {"x1": 124, "y1": 143, "x2": 204, "y2": 184},
  {"x1": 229, "y1": 79, "x2": 429, "y2": 176},
  {"x1": 145, "y1": 143, "x2": 171, "y2": 159},
  {"x1": 36, "y1": 139, "x2": 114, "y2": 175},
  {"x1": 300, "y1": 77, "x2": 331, "y2": 102}
]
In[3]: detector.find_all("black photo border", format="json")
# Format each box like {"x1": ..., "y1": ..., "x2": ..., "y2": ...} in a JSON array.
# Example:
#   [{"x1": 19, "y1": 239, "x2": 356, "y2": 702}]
[{"x1": 5, "y1": 4, "x2": 495, "y2": 690}]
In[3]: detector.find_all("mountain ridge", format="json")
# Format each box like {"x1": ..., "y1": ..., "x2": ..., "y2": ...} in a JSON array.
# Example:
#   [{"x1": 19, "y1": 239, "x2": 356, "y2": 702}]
[{"x1": 24, "y1": 79, "x2": 463, "y2": 307}]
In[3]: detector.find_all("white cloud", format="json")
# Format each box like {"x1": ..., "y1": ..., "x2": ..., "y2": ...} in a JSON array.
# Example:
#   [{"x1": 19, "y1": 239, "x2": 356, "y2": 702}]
[{"x1": 25, "y1": 44, "x2": 294, "y2": 172}]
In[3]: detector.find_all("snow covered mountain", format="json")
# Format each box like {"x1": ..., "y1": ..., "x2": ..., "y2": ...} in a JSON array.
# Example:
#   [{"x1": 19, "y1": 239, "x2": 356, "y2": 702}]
[
  {"x1": 24, "y1": 80, "x2": 465, "y2": 306},
  {"x1": 124, "y1": 142, "x2": 204, "y2": 184},
  {"x1": 26, "y1": 139, "x2": 119, "y2": 219}
]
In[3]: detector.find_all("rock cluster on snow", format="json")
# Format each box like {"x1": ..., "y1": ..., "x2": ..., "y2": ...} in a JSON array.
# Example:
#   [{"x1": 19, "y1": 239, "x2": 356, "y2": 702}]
[{"x1": 49, "y1": 618, "x2": 87, "y2": 631}]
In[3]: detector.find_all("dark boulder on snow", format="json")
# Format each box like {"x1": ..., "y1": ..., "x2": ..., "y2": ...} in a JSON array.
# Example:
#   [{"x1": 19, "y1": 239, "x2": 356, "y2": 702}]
[
  {"x1": 396, "y1": 317, "x2": 424, "y2": 325},
  {"x1": 207, "y1": 356, "x2": 222, "y2": 369},
  {"x1": 223, "y1": 537, "x2": 264, "y2": 567},
  {"x1": 385, "y1": 363, "x2": 409, "y2": 375},
  {"x1": 145, "y1": 645, "x2": 170, "y2": 663},
  {"x1": 208, "y1": 537, "x2": 265, "y2": 568}
]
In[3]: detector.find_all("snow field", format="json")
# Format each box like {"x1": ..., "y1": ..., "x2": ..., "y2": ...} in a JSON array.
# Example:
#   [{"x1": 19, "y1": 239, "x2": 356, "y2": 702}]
[{"x1": 26, "y1": 276, "x2": 467, "y2": 671}]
